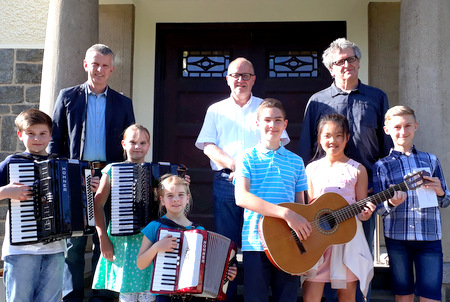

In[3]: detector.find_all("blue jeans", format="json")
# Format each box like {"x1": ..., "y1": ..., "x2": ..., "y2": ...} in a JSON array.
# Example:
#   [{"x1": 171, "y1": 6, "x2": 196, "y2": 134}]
[
  {"x1": 213, "y1": 170, "x2": 243, "y2": 246},
  {"x1": 4, "y1": 252, "x2": 65, "y2": 302},
  {"x1": 63, "y1": 198, "x2": 116, "y2": 302},
  {"x1": 385, "y1": 237, "x2": 443, "y2": 301},
  {"x1": 213, "y1": 170, "x2": 242, "y2": 302},
  {"x1": 243, "y1": 252, "x2": 299, "y2": 302}
]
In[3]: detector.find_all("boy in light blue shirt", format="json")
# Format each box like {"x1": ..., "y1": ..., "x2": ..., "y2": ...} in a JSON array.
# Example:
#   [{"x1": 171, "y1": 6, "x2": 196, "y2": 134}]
[{"x1": 234, "y1": 98, "x2": 311, "y2": 302}]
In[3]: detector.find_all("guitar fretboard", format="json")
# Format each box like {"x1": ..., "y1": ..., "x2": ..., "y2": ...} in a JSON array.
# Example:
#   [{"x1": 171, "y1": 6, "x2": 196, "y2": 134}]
[{"x1": 331, "y1": 170, "x2": 426, "y2": 223}]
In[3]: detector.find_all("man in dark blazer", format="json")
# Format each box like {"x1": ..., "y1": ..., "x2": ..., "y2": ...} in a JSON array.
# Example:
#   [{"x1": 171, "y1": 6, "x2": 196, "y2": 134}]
[{"x1": 49, "y1": 44, "x2": 135, "y2": 302}]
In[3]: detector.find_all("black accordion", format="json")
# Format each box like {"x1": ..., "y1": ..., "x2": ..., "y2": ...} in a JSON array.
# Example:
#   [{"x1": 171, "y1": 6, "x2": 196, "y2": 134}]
[
  {"x1": 110, "y1": 162, "x2": 187, "y2": 236},
  {"x1": 8, "y1": 158, "x2": 95, "y2": 245}
]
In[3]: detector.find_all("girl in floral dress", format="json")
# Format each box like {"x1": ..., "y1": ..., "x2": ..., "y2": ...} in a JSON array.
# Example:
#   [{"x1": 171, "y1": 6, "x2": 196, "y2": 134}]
[{"x1": 92, "y1": 124, "x2": 154, "y2": 302}]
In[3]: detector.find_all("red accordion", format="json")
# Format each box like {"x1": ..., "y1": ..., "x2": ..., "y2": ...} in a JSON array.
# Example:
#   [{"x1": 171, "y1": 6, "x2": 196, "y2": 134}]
[{"x1": 151, "y1": 228, "x2": 237, "y2": 300}]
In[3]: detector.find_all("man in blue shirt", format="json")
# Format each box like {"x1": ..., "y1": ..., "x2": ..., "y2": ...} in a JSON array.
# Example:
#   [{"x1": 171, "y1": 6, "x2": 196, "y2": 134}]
[
  {"x1": 50, "y1": 44, "x2": 135, "y2": 302},
  {"x1": 298, "y1": 38, "x2": 392, "y2": 301}
]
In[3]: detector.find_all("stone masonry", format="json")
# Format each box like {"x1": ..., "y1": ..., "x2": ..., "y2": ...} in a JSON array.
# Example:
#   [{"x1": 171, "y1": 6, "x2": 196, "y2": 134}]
[{"x1": 0, "y1": 48, "x2": 42, "y2": 266}]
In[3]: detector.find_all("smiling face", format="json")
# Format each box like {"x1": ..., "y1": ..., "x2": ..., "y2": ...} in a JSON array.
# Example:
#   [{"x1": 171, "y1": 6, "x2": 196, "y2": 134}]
[
  {"x1": 84, "y1": 50, "x2": 114, "y2": 94},
  {"x1": 18, "y1": 124, "x2": 51, "y2": 156},
  {"x1": 318, "y1": 121, "x2": 349, "y2": 159},
  {"x1": 121, "y1": 129, "x2": 150, "y2": 163},
  {"x1": 328, "y1": 48, "x2": 360, "y2": 85},
  {"x1": 226, "y1": 58, "x2": 256, "y2": 105},
  {"x1": 256, "y1": 107, "x2": 288, "y2": 149},
  {"x1": 384, "y1": 114, "x2": 418, "y2": 153},
  {"x1": 160, "y1": 183, "x2": 190, "y2": 217}
]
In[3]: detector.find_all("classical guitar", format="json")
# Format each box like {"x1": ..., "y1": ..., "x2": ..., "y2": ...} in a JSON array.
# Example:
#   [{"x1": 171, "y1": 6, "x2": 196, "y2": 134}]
[{"x1": 258, "y1": 170, "x2": 428, "y2": 275}]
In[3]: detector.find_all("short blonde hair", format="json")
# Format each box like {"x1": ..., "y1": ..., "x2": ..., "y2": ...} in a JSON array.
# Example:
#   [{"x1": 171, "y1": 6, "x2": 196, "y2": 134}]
[
  {"x1": 385, "y1": 105, "x2": 416, "y2": 125},
  {"x1": 157, "y1": 174, "x2": 192, "y2": 217}
]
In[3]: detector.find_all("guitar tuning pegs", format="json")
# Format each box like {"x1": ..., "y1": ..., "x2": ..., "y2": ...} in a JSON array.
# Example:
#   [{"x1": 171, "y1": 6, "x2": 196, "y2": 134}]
[{"x1": 421, "y1": 170, "x2": 431, "y2": 177}]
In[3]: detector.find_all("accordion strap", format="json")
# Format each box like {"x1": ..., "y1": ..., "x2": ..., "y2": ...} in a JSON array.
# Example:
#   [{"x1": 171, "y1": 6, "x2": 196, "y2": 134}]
[
  {"x1": 156, "y1": 217, "x2": 201, "y2": 230},
  {"x1": 12, "y1": 152, "x2": 59, "y2": 161}
]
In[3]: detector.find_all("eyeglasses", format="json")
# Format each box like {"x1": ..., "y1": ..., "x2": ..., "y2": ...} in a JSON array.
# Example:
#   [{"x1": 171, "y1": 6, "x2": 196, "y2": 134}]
[
  {"x1": 332, "y1": 56, "x2": 358, "y2": 67},
  {"x1": 228, "y1": 73, "x2": 254, "y2": 81}
]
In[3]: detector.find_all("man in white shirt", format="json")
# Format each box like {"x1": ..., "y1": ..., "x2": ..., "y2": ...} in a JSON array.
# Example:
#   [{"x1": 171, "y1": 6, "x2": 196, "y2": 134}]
[{"x1": 195, "y1": 57, "x2": 289, "y2": 301}]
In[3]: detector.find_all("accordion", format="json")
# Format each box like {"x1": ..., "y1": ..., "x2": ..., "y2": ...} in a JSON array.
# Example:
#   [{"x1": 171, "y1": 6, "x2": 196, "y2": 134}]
[
  {"x1": 110, "y1": 162, "x2": 187, "y2": 236},
  {"x1": 151, "y1": 228, "x2": 237, "y2": 301},
  {"x1": 8, "y1": 158, "x2": 95, "y2": 245}
]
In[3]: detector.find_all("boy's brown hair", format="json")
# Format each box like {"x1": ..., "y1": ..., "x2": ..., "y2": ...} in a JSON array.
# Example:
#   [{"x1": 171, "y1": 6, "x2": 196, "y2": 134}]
[
  {"x1": 257, "y1": 98, "x2": 287, "y2": 120},
  {"x1": 384, "y1": 105, "x2": 416, "y2": 125},
  {"x1": 15, "y1": 109, "x2": 52, "y2": 133}
]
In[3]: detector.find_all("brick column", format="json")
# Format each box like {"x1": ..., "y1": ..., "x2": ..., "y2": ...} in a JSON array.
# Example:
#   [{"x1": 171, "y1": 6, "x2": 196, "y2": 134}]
[{"x1": 39, "y1": 0, "x2": 98, "y2": 116}]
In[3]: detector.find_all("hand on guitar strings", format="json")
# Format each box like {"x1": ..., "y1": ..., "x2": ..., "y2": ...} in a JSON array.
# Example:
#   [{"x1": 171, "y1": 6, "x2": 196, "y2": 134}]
[
  {"x1": 358, "y1": 201, "x2": 376, "y2": 221},
  {"x1": 285, "y1": 210, "x2": 312, "y2": 241},
  {"x1": 388, "y1": 190, "x2": 407, "y2": 207}
]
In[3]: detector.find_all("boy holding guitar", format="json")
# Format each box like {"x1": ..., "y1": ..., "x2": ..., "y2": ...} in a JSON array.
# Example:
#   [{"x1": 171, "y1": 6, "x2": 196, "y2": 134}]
[
  {"x1": 374, "y1": 105, "x2": 450, "y2": 302},
  {"x1": 234, "y1": 98, "x2": 311, "y2": 302}
]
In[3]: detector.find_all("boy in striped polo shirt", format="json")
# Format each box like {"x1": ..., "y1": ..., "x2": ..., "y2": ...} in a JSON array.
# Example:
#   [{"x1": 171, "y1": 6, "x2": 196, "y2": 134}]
[{"x1": 234, "y1": 98, "x2": 311, "y2": 302}]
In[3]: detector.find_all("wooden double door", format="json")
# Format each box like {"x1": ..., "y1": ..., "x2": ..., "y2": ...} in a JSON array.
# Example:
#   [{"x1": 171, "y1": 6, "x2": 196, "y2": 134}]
[{"x1": 153, "y1": 22, "x2": 346, "y2": 229}]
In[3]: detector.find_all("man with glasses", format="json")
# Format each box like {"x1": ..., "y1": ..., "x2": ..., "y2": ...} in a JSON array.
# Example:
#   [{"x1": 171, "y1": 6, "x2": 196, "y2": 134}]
[
  {"x1": 195, "y1": 57, "x2": 289, "y2": 301},
  {"x1": 298, "y1": 38, "x2": 392, "y2": 301}
]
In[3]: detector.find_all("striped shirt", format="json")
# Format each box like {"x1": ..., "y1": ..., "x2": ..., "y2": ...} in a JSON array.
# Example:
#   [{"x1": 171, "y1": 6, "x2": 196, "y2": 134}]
[
  {"x1": 373, "y1": 146, "x2": 450, "y2": 241},
  {"x1": 235, "y1": 143, "x2": 308, "y2": 251}
]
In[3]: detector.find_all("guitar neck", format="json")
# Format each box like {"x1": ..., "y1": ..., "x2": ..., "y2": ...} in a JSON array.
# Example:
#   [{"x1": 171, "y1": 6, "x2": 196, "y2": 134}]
[{"x1": 333, "y1": 182, "x2": 409, "y2": 224}]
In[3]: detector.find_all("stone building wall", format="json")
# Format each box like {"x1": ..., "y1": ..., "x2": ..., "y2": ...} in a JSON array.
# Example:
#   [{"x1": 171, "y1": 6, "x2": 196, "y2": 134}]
[{"x1": 0, "y1": 48, "x2": 43, "y2": 265}]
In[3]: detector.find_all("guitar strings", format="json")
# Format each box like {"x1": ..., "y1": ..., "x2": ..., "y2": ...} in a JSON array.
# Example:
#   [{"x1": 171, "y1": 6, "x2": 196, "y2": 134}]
[
  {"x1": 288, "y1": 172, "x2": 423, "y2": 240},
  {"x1": 297, "y1": 185, "x2": 405, "y2": 237}
]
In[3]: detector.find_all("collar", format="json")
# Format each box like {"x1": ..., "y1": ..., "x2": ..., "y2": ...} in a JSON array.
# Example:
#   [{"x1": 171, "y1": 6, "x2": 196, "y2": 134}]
[
  {"x1": 331, "y1": 80, "x2": 361, "y2": 97},
  {"x1": 255, "y1": 142, "x2": 287, "y2": 157},
  {"x1": 86, "y1": 84, "x2": 109, "y2": 97},
  {"x1": 388, "y1": 145, "x2": 418, "y2": 158},
  {"x1": 228, "y1": 93, "x2": 254, "y2": 109}
]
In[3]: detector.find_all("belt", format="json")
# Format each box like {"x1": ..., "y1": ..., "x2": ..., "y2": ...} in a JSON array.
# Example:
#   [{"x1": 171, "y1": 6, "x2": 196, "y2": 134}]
[
  {"x1": 91, "y1": 161, "x2": 107, "y2": 169},
  {"x1": 216, "y1": 168, "x2": 233, "y2": 178}
]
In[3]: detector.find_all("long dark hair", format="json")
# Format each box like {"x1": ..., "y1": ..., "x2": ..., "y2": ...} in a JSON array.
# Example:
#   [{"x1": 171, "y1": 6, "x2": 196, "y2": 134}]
[{"x1": 312, "y1": 113, "x2": 350, "y2": 161}]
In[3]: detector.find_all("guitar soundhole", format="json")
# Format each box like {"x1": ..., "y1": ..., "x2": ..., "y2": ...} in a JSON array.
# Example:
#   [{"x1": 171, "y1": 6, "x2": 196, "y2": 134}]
[{"x1": 316, "y1": 210, "x2": 337, "y2": 235}]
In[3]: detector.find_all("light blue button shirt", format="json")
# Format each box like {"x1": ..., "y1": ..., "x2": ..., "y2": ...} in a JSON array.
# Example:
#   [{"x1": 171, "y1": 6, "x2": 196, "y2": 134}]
[{"x1": 83, "y1": 87, "x2": 107, "y2": 161}]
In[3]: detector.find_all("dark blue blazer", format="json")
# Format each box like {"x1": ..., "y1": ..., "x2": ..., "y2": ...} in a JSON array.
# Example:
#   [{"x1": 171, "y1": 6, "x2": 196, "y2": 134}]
[{"x1": 49, "y1": 82, "x2": 135, "y2": 162}]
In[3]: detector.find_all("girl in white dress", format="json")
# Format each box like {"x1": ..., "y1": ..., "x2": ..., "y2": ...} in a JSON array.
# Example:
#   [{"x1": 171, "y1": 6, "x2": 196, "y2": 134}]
[{"x1": 302, "y1": 114, "x2": 376, "y2": 302}]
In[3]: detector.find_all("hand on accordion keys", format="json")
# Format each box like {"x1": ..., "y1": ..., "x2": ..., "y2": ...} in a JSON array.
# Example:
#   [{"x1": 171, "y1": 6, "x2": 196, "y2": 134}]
[
  {"x1": 3, "y1": 182, "x2": 33, "y2": 201},
  {"x1": 154, "y1": 234, "x2": 179, "y2": 253}
]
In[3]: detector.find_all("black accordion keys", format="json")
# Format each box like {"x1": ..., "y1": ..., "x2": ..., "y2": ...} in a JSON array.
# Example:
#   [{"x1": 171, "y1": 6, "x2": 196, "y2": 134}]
[
  {"x1": 8, "y1": 158, "x2": 95, "y2": 245},
  {"x1": 110, "y1": 162, "x2": 187, "y2": 236}
]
